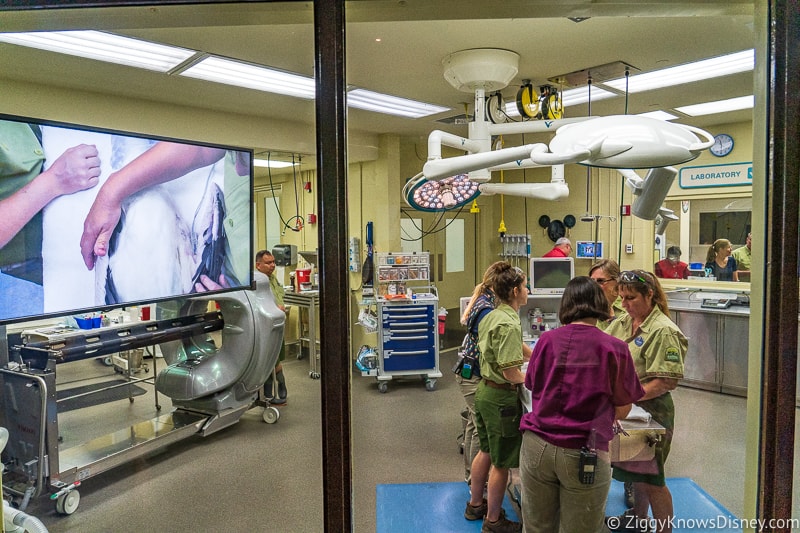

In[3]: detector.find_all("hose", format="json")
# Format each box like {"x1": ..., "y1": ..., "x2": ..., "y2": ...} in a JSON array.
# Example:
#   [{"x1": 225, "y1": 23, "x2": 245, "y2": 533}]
[{"x1": 3, "y1": 500, "x2": 49, "y2": 533}]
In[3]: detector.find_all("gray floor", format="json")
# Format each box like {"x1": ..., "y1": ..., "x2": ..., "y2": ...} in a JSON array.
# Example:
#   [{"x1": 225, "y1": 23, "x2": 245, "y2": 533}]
[{"x1": 14, "y1": 348, "x2": 799, "y2": 532}]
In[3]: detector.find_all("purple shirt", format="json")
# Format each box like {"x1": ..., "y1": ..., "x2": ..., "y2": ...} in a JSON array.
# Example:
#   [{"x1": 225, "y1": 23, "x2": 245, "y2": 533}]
[{"x1": 520, "y1": 323, "x2": 644, "y2": 451}]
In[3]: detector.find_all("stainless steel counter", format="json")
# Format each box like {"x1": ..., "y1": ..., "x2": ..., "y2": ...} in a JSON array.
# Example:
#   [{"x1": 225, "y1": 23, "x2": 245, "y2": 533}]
[{"x1": 666, "y1": 292, "x2": 800, "y2": 401}]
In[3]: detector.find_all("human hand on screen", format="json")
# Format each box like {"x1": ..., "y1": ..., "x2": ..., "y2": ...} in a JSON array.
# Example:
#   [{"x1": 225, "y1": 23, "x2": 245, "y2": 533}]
[
  {"x1": 80, "y1": 190, "x2": 122, "y2": 270},
  {"x1": 44, "y1": 144, "x2": 102, "y2": 195},
  {"x1": 194, "y1": 274, "x2": 230, "y2": 292},
  {"x1": 0, "y1": 143, "x2": 102, "y2": 250}
]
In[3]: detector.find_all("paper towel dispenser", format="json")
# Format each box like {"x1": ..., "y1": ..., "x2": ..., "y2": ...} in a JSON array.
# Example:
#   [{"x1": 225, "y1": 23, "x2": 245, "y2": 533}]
[{"x1": 272, "y1": 244, "x2": 298, "y2": 266}]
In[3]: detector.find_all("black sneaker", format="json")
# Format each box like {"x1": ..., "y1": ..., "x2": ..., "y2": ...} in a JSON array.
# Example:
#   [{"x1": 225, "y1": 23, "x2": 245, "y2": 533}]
[
  {"x1": 624, "y1": 481, "x2": 635, "y2": 508},
  {"x1": 481, "y1": 509, "x2": 521, "y2": 533},
  {"x1": 464, "y1": 498, "x2": 487, "y2": 521}
]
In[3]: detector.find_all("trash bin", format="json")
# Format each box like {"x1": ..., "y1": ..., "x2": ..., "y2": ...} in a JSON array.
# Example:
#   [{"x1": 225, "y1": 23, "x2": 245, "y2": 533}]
[{"x1": 438, "y1": 308, "x2": 448, "y2": 335}]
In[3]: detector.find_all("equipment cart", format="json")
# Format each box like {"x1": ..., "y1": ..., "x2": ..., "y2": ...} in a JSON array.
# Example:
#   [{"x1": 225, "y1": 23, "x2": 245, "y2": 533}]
[{"x1": 363, "y1": 252, "x2": 442, "y2": 393}]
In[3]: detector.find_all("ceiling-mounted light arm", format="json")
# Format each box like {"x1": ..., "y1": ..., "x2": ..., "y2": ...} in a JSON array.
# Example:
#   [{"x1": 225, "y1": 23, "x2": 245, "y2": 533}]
[
  {"x1": 479, "y1": 165, "x2": 569, "y2": 202},
  {"x1": 485, "y1": 116, "x2": 591, "y2": 136},
  {"x1": 422, "y1": 143, "x2": 544, "y2": 182},
  {"x1": 426, "y1": 130, "x2": 485, "y2": 161},
  {"x1": 617, "y1": 166, "x2": 678, "y2": 220},
  {"x1": 479, "y1": 182, "x2": 569, "y2": 201},
  {"x1": 618, "y1": 168, "x2": 645, "y2": 194}
]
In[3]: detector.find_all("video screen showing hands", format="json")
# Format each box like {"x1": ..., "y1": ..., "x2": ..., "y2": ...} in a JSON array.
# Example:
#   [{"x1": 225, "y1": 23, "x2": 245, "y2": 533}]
[{"x1": 0, "y1": 116, "x2": 253, "y2": 323}]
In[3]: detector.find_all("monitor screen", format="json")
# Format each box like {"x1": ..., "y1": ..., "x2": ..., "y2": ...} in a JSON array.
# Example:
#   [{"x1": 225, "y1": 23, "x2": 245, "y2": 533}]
[
  {"x1": 0, "y1": 114, "x2": 253, "y2": 325},
  {"x1": 529, "y1": 257, "x2": 574, "y2": 295},
  {"x1": 575, "y1": 241, "x2": 603, "y2": 259}
]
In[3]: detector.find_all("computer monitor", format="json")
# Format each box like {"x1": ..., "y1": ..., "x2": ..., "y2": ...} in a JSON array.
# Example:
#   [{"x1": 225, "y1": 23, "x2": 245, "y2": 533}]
[
  {"x1": 575, "y1": 241, "x2": 603, "y2": 259},
  {"x1": 529, "y1": 257, "x2": 574, "y2": 295}
]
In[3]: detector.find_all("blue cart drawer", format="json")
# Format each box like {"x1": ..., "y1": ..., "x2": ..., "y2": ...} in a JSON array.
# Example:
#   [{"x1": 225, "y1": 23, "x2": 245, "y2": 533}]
[{"x1": 382, "y1": 348, "x2": 436, "y2": 371}]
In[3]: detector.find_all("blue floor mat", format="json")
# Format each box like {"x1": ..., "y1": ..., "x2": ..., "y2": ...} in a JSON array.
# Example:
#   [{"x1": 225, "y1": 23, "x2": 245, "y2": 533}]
[{"x1": 377, "y1": 478, "x2": 739, "y2": 533}]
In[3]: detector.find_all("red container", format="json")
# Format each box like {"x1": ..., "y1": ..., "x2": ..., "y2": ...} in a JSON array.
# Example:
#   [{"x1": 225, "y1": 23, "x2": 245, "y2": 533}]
[
  {"x1": 295, "y1": 268, "x2": 312, "y2": 290},
  {"x1": 438, "y1": 315, "x2": 446, "y2": 335}
]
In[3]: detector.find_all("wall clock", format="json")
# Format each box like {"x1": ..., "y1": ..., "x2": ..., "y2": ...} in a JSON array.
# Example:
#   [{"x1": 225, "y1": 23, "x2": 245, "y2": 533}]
[{"x1": 709, "y1": 133, "x2": 734, "y2": 157}]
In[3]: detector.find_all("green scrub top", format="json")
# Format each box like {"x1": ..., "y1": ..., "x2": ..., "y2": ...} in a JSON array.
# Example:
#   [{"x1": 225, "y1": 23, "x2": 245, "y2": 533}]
[
  {"x1": 605, "y1": 305, "x2": 686, "y2": 381},
  {"x1": 0, "y1": 121, "x2": 45, "y2": 272},
  {"x1": 477, "y1": 303, "x2": 524, "y2": 384}
]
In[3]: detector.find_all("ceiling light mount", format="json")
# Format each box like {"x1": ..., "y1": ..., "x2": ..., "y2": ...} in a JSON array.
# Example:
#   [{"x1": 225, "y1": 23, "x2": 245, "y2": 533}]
[
  {"x1": 442, "y1": 48, "x2": 519, "y2": 93},
  {"x1": 549, "y1": 60, "x2": 638, "y2": 89}
]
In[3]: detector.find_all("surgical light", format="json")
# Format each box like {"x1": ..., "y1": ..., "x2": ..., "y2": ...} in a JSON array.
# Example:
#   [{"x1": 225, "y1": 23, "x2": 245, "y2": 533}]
[
  {"x1": 404, "y1": 167, "x2": 570, "y2": 212},
  {"x1": 406, "y1": 174, "x2": 480, "y2": 211}
]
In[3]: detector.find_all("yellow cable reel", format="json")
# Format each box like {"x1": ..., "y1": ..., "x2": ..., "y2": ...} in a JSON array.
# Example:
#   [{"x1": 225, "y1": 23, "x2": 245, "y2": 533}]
[{"x1": 515, "y1": 82, "x2": 539, "y2": 119}]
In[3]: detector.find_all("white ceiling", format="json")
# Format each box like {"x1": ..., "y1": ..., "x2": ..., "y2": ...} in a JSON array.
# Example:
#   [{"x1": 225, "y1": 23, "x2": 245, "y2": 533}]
[{"x1": 0, "y1": 2, "x2": 756, "y2": 162}]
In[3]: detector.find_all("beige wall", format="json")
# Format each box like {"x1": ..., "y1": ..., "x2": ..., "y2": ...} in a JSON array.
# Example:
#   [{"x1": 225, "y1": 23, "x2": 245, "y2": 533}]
[{"x1": 2, "y1": 73, "x2": 757, "y2": 358}]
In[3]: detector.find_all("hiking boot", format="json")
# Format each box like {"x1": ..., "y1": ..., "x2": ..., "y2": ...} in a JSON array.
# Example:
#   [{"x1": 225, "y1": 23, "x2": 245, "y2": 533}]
[
  {"x1": 624, "y1": 481, "x2": 635, "y2": 508},
  {"x1": 464, "y1": 498, "x2": 487, "y2": 521},
  {"x1": 481, "y1": 509, "x2": 521, "y2": 533}
]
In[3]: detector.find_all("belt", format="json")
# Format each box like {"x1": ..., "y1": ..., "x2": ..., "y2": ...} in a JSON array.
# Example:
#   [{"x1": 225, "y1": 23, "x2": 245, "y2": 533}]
[{"x1": 482, "y1": 379, "x2": 518, "y2": 391}]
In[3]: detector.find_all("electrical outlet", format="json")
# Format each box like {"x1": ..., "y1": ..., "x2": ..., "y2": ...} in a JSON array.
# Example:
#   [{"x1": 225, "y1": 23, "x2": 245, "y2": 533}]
[{"x1": 625, "y1": 243, "x2": 634, "y2": 253}]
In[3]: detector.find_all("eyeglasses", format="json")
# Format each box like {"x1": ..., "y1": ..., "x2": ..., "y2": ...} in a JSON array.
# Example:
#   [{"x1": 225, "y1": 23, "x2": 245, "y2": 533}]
[
  {"x1": 593, "y1": 277, "x2": 614, "y2": 285},
  {"x1": 619, "y1": 270, "x2": 652, "y2": 286}
]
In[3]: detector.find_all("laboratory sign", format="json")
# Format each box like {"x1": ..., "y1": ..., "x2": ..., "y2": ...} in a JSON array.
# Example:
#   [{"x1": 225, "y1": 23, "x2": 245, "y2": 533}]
[{"x1": 679, "y1": 162, "x2": 753, "y2": 189}]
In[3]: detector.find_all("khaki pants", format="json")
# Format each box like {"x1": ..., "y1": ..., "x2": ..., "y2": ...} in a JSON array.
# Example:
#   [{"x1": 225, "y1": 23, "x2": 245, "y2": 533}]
[{"x1": 519, "y1": 431, "x2": 611, "y2": 533}]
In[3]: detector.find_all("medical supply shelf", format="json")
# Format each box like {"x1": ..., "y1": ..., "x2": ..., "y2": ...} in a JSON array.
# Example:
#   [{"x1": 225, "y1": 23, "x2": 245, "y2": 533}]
[{"x1": 284, "y1": 290, "x2": 321, "y2": 379}]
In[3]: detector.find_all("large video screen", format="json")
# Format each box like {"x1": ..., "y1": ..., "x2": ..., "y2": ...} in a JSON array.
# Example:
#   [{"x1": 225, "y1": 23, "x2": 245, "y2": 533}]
[{"x1": 0, "y1": 114, "x2": 253, "y2": 324}]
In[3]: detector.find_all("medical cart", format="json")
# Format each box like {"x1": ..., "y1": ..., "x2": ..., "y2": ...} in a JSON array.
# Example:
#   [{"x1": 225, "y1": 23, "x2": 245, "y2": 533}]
[{"x1": 362, "y1": 252, "x2": 442, "y2": 393}]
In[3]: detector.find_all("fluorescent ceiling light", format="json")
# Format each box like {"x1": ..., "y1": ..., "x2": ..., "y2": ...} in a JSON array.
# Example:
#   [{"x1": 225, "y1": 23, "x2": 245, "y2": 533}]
[
  {"x1": 180, "y1": 56, "x2": 316, "y2": 99},
  {"x1": 347, "y1": 88, "x2": 450, "y2": 118},
  {"x1": 254, "y1": 159, "x2": 296, "y2": 168},
  {"x1": 637, "y1": 110, "x2": 678, "y2": 121},
  {"x1": 675, "y1": 95, "x2": 754, "y2": 116},
  {"x1": 0, "y1": 30, "x2": 196, "y2": 72},
  {"x1": 603, "y1": 49, "x2": 754, "y2": 93},
  {"x1": 560, "y1": 86, "x2": 616, "y2": 106}
]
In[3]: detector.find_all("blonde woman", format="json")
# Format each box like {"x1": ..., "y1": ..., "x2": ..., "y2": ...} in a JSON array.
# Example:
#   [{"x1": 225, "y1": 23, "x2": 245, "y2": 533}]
[
  {"x1": 704, "y1": 238, "x2": 738, "y2": 281},
  {"x1": 588, "y1": 259, "x2": 625, "y2": 330}
]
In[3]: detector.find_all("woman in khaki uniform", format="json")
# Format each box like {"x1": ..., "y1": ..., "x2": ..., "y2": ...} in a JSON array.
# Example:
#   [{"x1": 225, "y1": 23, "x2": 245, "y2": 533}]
[{"x1": 605, "y1": 270, "x2": 687, "y2": 533}]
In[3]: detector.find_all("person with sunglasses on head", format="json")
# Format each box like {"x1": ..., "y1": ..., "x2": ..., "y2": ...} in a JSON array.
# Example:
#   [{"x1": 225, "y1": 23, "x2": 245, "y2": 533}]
[
  {"x1": 605, "y1": 270, "x2": 687, "y2": 533},
  {"x1": 519, "y1": 276, "x2": 644, "y2": 533},
  {"x1": 588, "y1": 259, "x2": 626, "y2": 331},
  {"x1": 465, "y1": 262, "x2": 528, "y2": 533}
]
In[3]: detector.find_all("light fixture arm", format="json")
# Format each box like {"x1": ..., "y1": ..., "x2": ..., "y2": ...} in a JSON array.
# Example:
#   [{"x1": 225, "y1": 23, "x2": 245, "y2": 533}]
[
  {"x1": 426, "y1": 130, "x2": 485, "y2": 161},
  {"x1": 423, "y1": 143, "x2": 544, "y2": 182}
]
